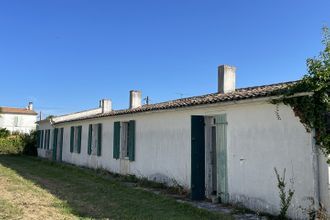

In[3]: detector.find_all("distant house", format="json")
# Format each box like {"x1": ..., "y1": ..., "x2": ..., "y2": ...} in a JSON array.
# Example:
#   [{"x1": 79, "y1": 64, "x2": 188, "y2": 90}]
[
  {"x1": 36, "y1": 65, "x2": 329, "y2": 219},
  {"x1": 0, "y1": 102, "x2": 37, "y2": 133}
]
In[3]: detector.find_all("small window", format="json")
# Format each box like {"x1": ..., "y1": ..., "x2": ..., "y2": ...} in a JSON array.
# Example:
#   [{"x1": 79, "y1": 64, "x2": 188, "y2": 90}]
[
  {"x1": 14, "y1": 116, "x2": 19, "y2": 127},
  {"x1": 120, "y1": 122, "x2": 129, "y2": 158},
  {"x1": 44, "y1": 129, "x2": 50, "y2": 149},
  {"x1": 70, "y1": 126, "x2": 82, "y2": 154},
  {"x1": 88, "y1": 124, "x2": 102, "y2": 156},
  {"x1": 40, "y1": 130, "x2": 44, "y2": 148},
  {"x1": 113, "y1": 120, "x2": 135, "y2": 161},
  {"x1": 37, "y1": 130, "x2": 43, "y2": 148}
]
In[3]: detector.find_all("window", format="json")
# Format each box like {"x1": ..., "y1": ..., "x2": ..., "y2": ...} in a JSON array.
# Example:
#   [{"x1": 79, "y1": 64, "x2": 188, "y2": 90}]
[
  {"x1": 14, "y1": 116, "x2": 19, "y2": 127},
  {"x1": 70, "y1": 126, "x2": 82, "y2": 154},
  {"x1": 87, "y1": 124, "x2": 102, "y2": 156},
  {"x1": 37, "y1": 130, "x2": 42, "y2": 148},
  {"x1": 120, "y1": 122, "x2": 129, "y2": 158},
  {"x1": 113, "y1": 120, "x2": 135, "y2": 161},
  {"x1": 40, "y1": 130, "x2": 44, "y2": 149},
  {"x1": 44, "y1": 129, "x2": 50, "y2": 149}
]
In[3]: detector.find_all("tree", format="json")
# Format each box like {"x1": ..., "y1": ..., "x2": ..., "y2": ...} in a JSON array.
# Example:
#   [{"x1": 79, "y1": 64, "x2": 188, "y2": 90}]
[{"x1": 278, "y1": 26, "x2": 329, "y2": 160}]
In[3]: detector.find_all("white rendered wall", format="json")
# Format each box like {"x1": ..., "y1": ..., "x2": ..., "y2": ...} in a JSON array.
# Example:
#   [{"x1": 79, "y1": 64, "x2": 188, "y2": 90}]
[
  {"x1": 0, "y1": 113, "x2": 36, "y2": 133},
  {"x1": 44, "y1": 100, "x2": 328, "y2": 219},
  {"x1": 225, "y1": 103, "x2": 315, "y2": 219},
  {"x1": 37, "y1": 120, "x2": 54, "y2": 158},
  {"x1": 319, "y1": 153, "x2": 330, "y2": 212}
]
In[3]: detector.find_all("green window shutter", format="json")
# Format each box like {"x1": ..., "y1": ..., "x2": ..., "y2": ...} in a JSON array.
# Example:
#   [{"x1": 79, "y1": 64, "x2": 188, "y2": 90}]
[
  {"x1": 46, "y1": 130, "x2": 48, "y2": 149},
  {"x1": 47, "y1": 130, "x2": 51, "y2": 149},
  {"x1": 59, "y1": 128, "x2": 64, "y2": 162},
  {"x1": 128, "y1": 120, "x2": 135, "y2": 161},
  {"x1": 36, "y1": 130, "x2": 40, "y2": 148},
  {"x1": 44, "y1": 130, "x2": 47, "y2": 149},
  {"x1": 113, "y1": 122, "x2": 120, "y2": 159},
  {"x1": 77, "y1": 126, "x2": 82, "y2": 154},
  {"x1": 45, "y1": 130, "x2": 48, "y2": 149},
  {"x1": 97, "y1": 123, "x2": 102, "y2": 156},
  {"x1": 215, "y1": 114, "x2": 228, "y2": 203},
  {"x1": 45, "y1": 130, "x2": 49, "y2": 149},
  {"x1": 44, "y1": 130, "x2": 48, "y2": 150},
  {"x1": 88, "y1": 124, "x2": 92, "y2": 155},
  {"x1": 70, "y1": 126, "x2": 74, "y2": 153},
  {"x1": 52, "y1": 128, "x2": 58, "y2": 161},
  {"x1": 41, "y1": 130, "x2": 44, "y2": 149}
]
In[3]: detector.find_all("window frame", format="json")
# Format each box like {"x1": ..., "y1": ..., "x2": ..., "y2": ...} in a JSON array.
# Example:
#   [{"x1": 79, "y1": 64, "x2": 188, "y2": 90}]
[
  {"x1": 70, "y1": 126, "x2": 82, "y2": 154},
  {"x1": 113, "y1": 120, "x2": 135, "y2": 161},
  {"x1": 87, "y1": 123, "x2": 102, "y2": 156}
]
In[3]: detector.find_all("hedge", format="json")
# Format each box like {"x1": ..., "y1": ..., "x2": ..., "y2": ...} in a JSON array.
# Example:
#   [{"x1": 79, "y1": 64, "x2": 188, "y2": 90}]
[{"x1": 0, "y1": 136, "x2": 24, "y2": 155}]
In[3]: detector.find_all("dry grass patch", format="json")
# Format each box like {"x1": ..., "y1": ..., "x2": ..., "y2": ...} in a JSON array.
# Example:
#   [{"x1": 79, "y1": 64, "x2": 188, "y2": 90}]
[
  {"x1": 0, "y1": 163, "x2": 76, "y2": 220},
  {"x1": 0, "y1": 155, "x2": 233, "y2": 220}
]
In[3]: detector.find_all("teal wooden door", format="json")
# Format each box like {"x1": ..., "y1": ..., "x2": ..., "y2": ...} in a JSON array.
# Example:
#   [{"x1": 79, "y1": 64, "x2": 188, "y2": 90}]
[
  {"x1": 191, "y1": 116, "x2": 205, "y2": 200},
  {"x1": 59, "y1": 128, "x2": 64, "y2": 162},
  {"x1": 52, "y1": 128, "x2": 58, "y2": 161}
]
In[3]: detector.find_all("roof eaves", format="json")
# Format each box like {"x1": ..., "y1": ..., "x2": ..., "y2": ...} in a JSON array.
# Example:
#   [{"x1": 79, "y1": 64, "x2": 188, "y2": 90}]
[{"x1": 53, "y1": 80, "x2": 299, "y2": 125}]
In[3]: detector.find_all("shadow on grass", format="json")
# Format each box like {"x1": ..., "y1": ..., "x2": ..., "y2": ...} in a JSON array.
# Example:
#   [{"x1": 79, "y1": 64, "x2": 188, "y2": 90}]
[{"x1": 0, "y1": 155, "x2": 232, "y2": 220}]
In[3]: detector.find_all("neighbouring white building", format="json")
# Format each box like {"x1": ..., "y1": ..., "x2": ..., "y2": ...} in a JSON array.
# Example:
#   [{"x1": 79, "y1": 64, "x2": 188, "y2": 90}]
[
  {"x1": 37, "y1": 65, "x2": 330, "y2": 219},
  {"x1": 0, "y1": 102, "x2": 37, "y2": 133}
]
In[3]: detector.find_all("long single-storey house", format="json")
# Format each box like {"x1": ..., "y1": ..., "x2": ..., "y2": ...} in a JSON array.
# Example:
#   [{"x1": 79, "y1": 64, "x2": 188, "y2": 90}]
[{"x1": 37, "y1": 65, "x2": 329, "y2": 219}]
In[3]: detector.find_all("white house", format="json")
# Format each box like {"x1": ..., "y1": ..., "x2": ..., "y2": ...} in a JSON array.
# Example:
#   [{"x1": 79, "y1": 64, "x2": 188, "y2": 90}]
[
  {"x1": 37, "y1": 65, "x2": 330, "y2": 219},
  {"x1": 0, "y1": 102, "x2": 37, "y2": 133}
]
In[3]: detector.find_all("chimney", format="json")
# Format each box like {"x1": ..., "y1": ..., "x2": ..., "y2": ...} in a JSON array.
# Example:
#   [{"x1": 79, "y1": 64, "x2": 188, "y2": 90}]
[
  {"x1": 27, "y1": 102, "x2": 33, "y2": 110},
  {"x1": 218, "y1": 65, "x2": 236, "y2": 93},
  {"x1": 129, "y1": 90, "x2": 142, "y2": 109},
  {"x1": 99, "y1": 99, "x2": 112, "y2": 113}
]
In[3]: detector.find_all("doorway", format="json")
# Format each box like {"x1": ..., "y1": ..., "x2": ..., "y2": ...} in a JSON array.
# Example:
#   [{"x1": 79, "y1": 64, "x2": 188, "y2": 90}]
[
  {"x1": 191, "y1": 116, "x2": 205, "y2": 200},
  {"x1": 191, "y1": 114, "x2": 228, "y2": 203}
]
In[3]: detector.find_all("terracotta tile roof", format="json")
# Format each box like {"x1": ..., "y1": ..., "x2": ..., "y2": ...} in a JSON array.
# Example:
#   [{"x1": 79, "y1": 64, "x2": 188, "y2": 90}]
[
  {"x1": 54, "y1": 81, "x2": 297, "y2": 124},
  {"x1": 0, "y1": 107, "x2": 38, "y2": 115}
]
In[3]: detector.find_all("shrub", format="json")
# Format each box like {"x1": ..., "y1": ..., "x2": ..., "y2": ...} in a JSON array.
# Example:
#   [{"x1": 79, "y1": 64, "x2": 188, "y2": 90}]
[
  {"x1": 0, "y1": 128, "x2": 10, "y2": 138},
  {"x1": 0, "y1": 136, "x2": 23, "y2": 154},
  {"x1": 0, "y1": 131, "x2": 37, "y2": 156},
  {"x1": 21, "y1": 131, "x2": 37, "y2": 156}
]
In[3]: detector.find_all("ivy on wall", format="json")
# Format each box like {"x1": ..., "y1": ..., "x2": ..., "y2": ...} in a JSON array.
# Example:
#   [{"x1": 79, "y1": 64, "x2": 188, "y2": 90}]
[{"x1": 273, "y1": 27, "x2": 330, "y2": 161}]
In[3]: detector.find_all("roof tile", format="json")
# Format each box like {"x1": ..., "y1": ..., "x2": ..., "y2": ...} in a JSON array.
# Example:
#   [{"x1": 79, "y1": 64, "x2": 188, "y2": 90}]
[
  {"x1": 0, "y1": 107, "x2": 37, "y2": 115},
  {"x1": 54, "y1": 81, "x2": 296, "y2": 124}
]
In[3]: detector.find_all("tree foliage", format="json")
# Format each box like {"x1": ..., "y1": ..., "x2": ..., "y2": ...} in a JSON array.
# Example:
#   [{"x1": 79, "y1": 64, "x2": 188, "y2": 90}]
[
  {"x1": 277, "y1": 27, "x2": 329, "y2": 159},
  {"x1": 0, "y1": 128, "x2": 10, "y2": 138}
]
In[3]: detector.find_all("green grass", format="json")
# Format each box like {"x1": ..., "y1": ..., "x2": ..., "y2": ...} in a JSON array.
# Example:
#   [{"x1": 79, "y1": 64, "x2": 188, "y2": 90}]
[
  {"x1": 0, "y1": 197, "x2": 22, "y2": 219},
  {"x1": 0, "y1": 155, "x2": 233, "y2": 220}
]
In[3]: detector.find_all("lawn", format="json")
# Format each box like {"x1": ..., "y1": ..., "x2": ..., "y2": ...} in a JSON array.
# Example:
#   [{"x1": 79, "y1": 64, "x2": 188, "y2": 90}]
[{"x1": 0, "y1": 155, "x2": 233, "y2": 220}]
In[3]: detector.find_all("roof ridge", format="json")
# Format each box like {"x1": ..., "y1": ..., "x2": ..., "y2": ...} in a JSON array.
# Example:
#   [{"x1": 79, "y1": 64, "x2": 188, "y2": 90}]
[{"x1": 54, "y1": 80, "x2": 300, "y2": 125}]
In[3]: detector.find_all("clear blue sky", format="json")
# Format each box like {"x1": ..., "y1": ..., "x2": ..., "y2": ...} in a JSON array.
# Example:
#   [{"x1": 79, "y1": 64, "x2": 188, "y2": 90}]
[{"x1": 0, "y1": 0, "x2": 329, "y2": 117}]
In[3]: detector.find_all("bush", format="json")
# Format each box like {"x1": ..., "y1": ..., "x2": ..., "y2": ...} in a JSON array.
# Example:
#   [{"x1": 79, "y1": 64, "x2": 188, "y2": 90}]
[
  {"x1": 0, "y1": 136, "x2": 23, "y2": 154},
  {"x1": 0, "y1": 131, "x2": 37, "y2": 156},
  {"x1": 21, "y1": 131, "x2": 37, "y2": 156},
  {"x1": 0, "y1": 128, "x2": 10, "y2": 138}
]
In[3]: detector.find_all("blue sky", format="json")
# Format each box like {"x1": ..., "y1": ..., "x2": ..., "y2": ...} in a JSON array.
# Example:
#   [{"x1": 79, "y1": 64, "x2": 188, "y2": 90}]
[{"x1": 0, "y1": 0, "x2": 329, "y2": 117}]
